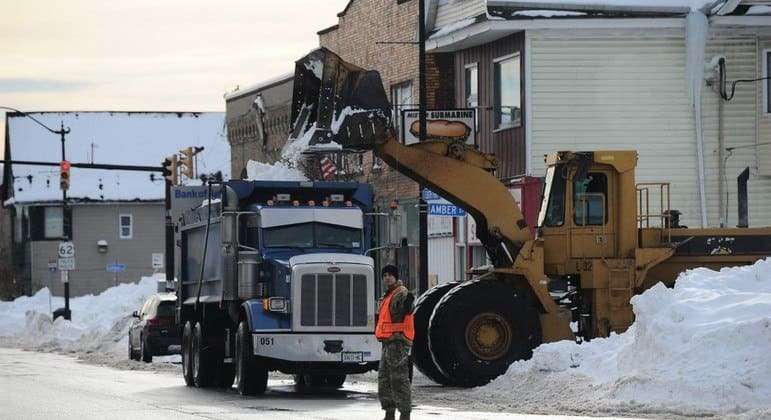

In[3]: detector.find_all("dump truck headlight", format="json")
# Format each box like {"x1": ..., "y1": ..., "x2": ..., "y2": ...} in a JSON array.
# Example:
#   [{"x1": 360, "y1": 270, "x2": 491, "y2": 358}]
[{"x1": 263, "y1": 297, "x2": 290, "y2": 313}]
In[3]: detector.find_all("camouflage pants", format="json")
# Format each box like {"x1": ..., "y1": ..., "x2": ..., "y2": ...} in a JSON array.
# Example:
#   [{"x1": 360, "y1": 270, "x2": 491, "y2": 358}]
[{"x1": 378, "y1": 340, "x2": 411, "y2": 414}]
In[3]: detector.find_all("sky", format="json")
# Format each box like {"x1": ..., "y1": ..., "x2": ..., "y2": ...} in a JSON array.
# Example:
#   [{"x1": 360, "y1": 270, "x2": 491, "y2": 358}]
[{"x1": 0, "y1": 0, "x2": 350, "y2": 156}]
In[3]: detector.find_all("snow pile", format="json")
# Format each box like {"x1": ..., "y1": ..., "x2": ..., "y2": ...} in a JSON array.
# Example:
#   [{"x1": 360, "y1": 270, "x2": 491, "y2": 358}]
[
  {"x1": 474, "y1": 259, "x2": 771, "y2": 416},
  {"x1": 247, "y1": 106, "x2": 372, "y2": 182},
  {"x1": 0, "y1": 276, "x2": 159, "y2": 355},
  {"x1": 246, "y1": 160, "x2": 306, "y2": 181}
]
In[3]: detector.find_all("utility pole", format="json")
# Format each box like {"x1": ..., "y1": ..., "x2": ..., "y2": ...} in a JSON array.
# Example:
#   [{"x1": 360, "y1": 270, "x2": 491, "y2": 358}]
[
  {"x1": 57, "y1": 122, "x2": 72, "y2": 320},
  {"x1": 418, "y1": 0, "x2": 429, "y2": 296}
]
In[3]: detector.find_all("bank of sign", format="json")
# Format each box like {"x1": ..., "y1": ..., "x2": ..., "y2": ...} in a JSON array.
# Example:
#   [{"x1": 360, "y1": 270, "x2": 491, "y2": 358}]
[{"x1": 401, "y1": 109, "x2": 476, "y2": 146}]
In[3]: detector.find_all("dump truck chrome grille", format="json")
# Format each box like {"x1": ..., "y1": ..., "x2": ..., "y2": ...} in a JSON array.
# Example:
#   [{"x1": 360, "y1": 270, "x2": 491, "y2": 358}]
[{"x1": 299, "y1": 273, "x2": 368, "y2": 327}]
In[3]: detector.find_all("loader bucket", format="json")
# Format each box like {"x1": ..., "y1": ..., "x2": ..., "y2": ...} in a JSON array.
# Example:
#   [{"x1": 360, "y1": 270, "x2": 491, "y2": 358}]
[{"x1": 289, "y1": 47, "x2": 392, "y2": 150}]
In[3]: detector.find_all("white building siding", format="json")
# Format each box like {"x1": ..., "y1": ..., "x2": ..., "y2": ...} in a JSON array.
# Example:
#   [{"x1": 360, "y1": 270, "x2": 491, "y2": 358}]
[
  {"x1": 428, "y1": 236, "x2": 455, "y2": 284},
  {"x1": 701, "y1": 35, "x2": 766, "y2": 227},
  {"x1": 529, "y1": 29, "x2": 771, "y2": 228},
  {"x1": 434, "y1": 0, "x2": 486, "y2": 29}
]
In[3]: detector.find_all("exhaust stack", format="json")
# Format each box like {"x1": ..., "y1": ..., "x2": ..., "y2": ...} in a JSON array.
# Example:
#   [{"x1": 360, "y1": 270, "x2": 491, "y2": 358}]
[{"x1": 289, "y1": 48, "x2": 393, "y2": 150}]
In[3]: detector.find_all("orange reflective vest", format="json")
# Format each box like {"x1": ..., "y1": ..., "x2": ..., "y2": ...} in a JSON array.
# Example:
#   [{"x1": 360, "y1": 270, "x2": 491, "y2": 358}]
[{"x1": 375, "y1": 286, "x2": 415, "y2": 342}]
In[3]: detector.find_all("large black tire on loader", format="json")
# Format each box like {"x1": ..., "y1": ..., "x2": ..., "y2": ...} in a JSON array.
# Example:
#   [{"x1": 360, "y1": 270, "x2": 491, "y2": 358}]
[
  {"x1": 428, "y1": 279, "x2": 542, "y2": 388},
  {"x1": 411, "y1": 281, "x2": 461, "y2": 386}
]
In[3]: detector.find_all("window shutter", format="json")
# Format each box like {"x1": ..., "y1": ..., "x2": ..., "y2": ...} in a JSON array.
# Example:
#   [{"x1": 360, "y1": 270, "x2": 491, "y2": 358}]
[{"x1": 29, "y1": 207, "x2": 44, "y2": 241}]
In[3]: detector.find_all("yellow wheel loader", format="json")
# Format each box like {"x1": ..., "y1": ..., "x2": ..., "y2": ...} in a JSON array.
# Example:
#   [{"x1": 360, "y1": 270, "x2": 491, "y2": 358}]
[{"x1": 289, "y1": 48, "x2": 771, "y2": 388}]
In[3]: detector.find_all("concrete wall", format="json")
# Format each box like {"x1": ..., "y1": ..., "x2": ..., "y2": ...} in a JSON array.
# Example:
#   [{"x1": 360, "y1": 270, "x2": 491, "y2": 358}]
[{"x1": 30, "y1": 203, "x2": 164, "y2": 297}]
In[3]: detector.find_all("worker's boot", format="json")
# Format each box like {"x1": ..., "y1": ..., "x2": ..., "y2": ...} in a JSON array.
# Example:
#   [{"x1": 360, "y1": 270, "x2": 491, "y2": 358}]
[
  {"x1": 383, "y1": 410, "x2": 395, "y2": 420},
  {"x1": 399, "y1": 412, "x2": 410, "y2": 420}
]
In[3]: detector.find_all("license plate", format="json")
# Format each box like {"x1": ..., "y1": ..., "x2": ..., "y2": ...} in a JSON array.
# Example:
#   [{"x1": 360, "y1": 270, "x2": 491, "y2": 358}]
[{"x1": 341, "y1": 352, "x2": 364, "y2": 363}]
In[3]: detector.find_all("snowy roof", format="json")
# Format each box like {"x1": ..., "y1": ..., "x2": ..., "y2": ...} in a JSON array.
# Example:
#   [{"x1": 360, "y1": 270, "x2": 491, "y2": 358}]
[
  {"x1": 3, "y1": 112, "x2": 230, "y2": 203},
  {"x1": 223, "y1": 72, "x2": 294, "y2": 102}
]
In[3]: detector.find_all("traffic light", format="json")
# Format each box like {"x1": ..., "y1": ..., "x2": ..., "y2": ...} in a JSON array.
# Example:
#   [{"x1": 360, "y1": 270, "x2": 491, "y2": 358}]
[
  {"x1": 60, "y1": 160, "x2": 71, "y2": 191},
  {"x1": 178, "y1": 147, "x2": 195, "y2": 180},
  {"x1": 163, "y1": 155, "x2": 178, "y2": 185}
]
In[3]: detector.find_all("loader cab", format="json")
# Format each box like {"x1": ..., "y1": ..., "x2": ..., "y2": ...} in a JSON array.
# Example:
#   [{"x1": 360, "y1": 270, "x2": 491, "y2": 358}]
[{"x1": 537, "y1": 151, "x2": 638, "y2": 271}]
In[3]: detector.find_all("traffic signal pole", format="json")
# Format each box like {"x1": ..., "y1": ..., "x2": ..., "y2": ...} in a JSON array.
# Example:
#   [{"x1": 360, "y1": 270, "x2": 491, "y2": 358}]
[{"x1": 58, "y1": 122, "x2": 72, "y2": 321}]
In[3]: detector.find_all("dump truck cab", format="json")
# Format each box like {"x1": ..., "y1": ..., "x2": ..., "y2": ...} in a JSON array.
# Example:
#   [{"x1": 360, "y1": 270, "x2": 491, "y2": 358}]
[{"x1": 175, "y1": 180, "x2": 379, "y2": 394}]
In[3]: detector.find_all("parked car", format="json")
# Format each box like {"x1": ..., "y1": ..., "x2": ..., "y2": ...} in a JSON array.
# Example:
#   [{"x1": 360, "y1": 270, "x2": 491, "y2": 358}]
[{"x1": 128, "y1": 293, "x2": 179, "y2": 362}]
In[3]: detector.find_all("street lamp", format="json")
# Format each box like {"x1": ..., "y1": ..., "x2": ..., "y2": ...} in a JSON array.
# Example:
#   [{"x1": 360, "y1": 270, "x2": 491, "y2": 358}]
[{"x1": 2, "y1": 106, "x2": 72, "y2": 320}]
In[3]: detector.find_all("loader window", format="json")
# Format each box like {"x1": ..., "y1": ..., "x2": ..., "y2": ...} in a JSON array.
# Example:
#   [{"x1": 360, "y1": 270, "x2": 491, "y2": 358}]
[
  {"x1": 573, "y1": 173, "x2": 608, "y2": 226},
  {"x1": 539, "y1": 165, "x2": 566, "y2": 227}
]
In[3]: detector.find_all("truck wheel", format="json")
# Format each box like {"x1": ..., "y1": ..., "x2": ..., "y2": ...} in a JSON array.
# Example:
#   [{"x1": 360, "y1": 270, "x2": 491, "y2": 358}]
[
  {"x1": 235, "y1": 321, "x2": 268, "y2": 395},
  {"x1": 128, "y1": 334, "x2": 136, "y2": 361},
  {"x1": 140, "y1": 335, "x2": 153, "y2": 363},
  {"x1": 325, "y1": 374, "x2": 346, "y2": 388},
  {"x1": 412, "y1": 281, "x2": 461, "y2": 386},
  {"x1": 217, "y1": 363, "x2": 236, "y2": 389},
  {"x1": 294, "y1": 374, "x2": 324, "y2": 391},
  {"x1": 182, "y1": 321, "x2": 194, "y2": 386},
  {"x1": 192, "y1": 322, "x2": 214, "y2": 388},
  {"x1": 428, "y1": 280, "x2": 542, "y2": 388}
]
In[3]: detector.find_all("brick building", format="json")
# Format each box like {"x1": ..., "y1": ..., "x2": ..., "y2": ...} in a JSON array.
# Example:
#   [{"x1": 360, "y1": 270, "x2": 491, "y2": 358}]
[
  {"x1": 224, "y1": 74, "x2": 294, "y2": 179},
  {"x1": 318, "y1": 0, "x2": 457, "y2": 288}
]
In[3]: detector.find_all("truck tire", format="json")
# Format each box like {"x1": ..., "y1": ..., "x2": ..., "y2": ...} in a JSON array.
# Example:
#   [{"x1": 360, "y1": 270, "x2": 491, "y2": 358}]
[
  {"x1": 428, "y1": 279, "x2": 542, "y2": 388},
  {"x1": 128, "y1": 334, "x2": 137, "y2": 361},
  {"x1": 411, "y1": 281, "x2": 461, "y2": 386},
  {"x1": 192, "y1": 322, "x2": 214, "y2": 388},
  {"x1": 182, "y1": 321, "x2": 194, "y2": 386},
  {"x1": 325, "y1": 374, "x2": 346, "y2": 388},
  {"x1": 235, "y1": 321, "x2": 268, "y2": 395},
  {"x1": 294, "y1": 373, "x2": 324, "y2": 392},
  {"x1": 140, "y1": 335, "x2": 153, "y2": 363}
]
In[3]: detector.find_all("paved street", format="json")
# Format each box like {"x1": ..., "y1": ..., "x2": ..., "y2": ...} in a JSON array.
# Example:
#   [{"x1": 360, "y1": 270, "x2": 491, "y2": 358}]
[{"x1": 0, "y1": 348, "x2": 638, "y2": 420}]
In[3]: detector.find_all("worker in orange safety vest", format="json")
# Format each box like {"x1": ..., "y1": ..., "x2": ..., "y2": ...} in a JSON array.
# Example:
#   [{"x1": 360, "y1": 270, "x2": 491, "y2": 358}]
[{"x1": 375, "y1": 264, "x2": 414, "y2": 420}]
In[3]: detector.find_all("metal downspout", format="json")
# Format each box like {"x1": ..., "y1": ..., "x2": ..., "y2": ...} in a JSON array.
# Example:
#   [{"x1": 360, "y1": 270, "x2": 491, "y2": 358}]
[{"x1": 687, "y1": 11, "x2": 710, "y2": 228}]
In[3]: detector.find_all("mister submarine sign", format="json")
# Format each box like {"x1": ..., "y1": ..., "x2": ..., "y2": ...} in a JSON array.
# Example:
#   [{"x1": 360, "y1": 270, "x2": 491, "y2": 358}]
[{"x1": 401, "y1": 109, "x2": 476, "y2": 146}]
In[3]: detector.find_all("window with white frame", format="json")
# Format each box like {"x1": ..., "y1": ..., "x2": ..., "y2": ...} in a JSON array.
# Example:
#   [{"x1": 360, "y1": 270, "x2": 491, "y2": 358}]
[
  {"x1": 493, "y1": 53, "x2": 522, "y2": 129},
  {"x1": 764, "y1": 49, "x2": 770, "y2": 114},
  {"x1": 44, "y1": 207, "x2": 63, "y2": 239},
  {"x1": 465, "y1": 63, "x2": 479, "y2": 132},
  {"x1": 119, "y1": 214, "x2": 133, "y2": 239},
  {"x1": 391, "y1": 81, "x2": 413, "y2": 141}
]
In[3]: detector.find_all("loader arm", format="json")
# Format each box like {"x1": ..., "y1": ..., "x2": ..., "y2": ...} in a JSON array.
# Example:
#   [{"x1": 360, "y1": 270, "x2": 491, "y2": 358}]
[
  {"x1": 290, "y1": 48, "x2": 532, "y2": 267},
  {"x1": 375, "y1": 135, "x2": 532, "y2": 266}
]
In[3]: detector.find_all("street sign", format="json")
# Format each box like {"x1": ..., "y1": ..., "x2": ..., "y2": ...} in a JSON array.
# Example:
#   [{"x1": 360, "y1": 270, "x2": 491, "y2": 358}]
[
  {"x1": 152, "y1": 253, "x2": 164, "y2": 269},
  {"x1": 48, "y1": 260, "x2": 58, "y2": 273},
  {"x1": 58, "y1": 257, "x2": 75, "y2": 271},
  {"x1": 423, "y1": 189, "x2": 466, "y2": 217},
  {"x1": 106, "y1": 263, "x2": 127, "y2": 273},
  {"x1": 428, "y1": 202, "x2": 466, "y2": 217},
  {"x1": 58, "y1": 241, "x2": 75, "y2": 258}
]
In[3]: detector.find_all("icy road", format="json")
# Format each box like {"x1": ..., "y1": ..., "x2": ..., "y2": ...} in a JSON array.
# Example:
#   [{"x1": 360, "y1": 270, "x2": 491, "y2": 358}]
[{"x1": 0, "y1": 348, "x2": 638, "y2": 420}]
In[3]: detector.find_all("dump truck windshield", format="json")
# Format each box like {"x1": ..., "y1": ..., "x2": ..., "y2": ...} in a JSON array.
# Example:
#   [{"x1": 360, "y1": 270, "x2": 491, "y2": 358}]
[{"x1": 263, "y1": 223, "x2": 362, "y2": 249}]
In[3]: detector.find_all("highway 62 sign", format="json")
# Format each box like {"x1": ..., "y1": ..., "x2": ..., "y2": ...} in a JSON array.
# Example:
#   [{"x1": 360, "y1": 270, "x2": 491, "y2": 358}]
[{"x1": 58, "y1": 241, "x2": 75, "y2": 271}]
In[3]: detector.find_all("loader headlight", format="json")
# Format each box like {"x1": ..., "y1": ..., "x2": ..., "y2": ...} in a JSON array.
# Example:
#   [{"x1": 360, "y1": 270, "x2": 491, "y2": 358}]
[{"x1": 263, "y1": 297, "x2": 290, "y2": 313}]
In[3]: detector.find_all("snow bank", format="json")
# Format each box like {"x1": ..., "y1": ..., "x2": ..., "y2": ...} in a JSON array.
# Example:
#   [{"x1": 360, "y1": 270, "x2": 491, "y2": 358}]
[
  {"x1": 474, "y1": 259, "x2": 771, "y2": 415},
  {"x1": 246, "y1": 160, "x2": 306, "y2": 181},
  {"x1": 0, "y1": 276, "x2": 159, "y2": 355}
]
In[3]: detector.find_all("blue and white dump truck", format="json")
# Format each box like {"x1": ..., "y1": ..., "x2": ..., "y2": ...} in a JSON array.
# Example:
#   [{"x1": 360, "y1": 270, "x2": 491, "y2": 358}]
[{"x1": 174, "y1": 180, "x2": 380, "y2": 394}]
